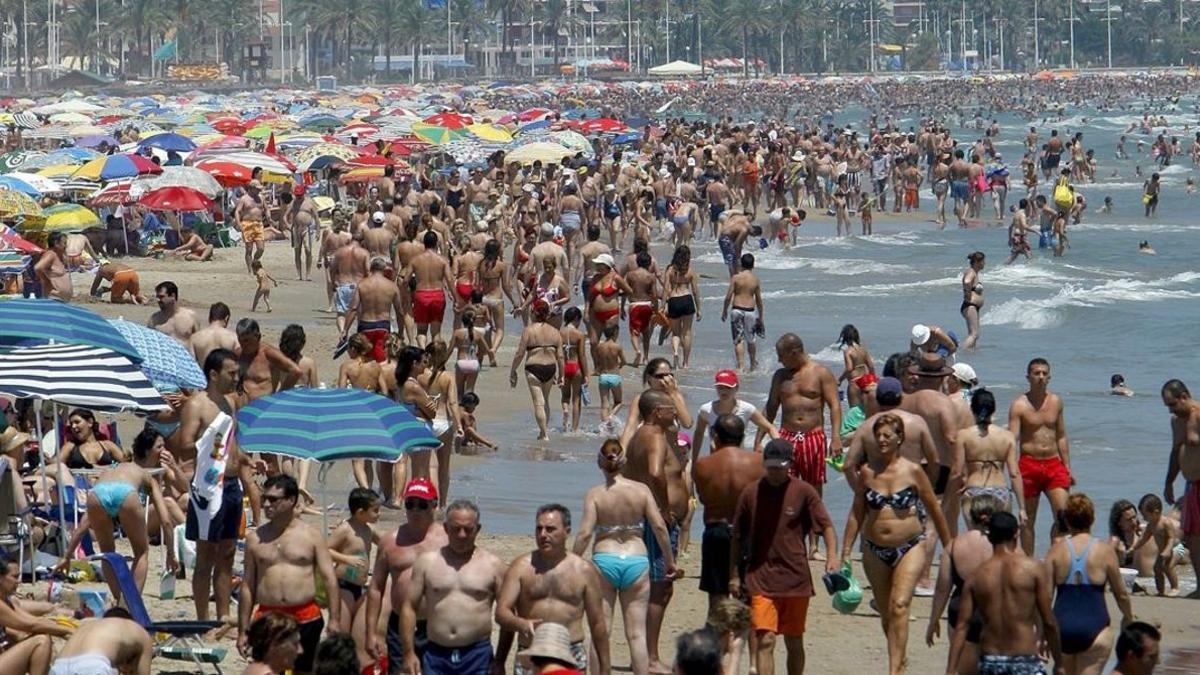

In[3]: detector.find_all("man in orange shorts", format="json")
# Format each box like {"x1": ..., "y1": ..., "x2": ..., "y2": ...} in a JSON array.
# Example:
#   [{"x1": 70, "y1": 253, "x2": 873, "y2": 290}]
[
  {"x1": 730, "y1": 440, "x2": 839, "y2": 675},
  {"x1": 89, "y1": 261, "x2": 147, "y2": 304}
]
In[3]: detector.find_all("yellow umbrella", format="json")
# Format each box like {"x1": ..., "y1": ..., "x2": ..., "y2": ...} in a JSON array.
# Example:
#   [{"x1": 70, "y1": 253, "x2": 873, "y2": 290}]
[
  {"x1": 0, "y1": 189, "x2": 45, "y2": 222},
  {"x1": 467, "y1": 123, "x2": 514, "y2": 143},
  {"x1": 312, "y1": 195, "x2": 336, "y2": 211},
  {"x1": 42, "y1": 203, "x2": 101, "y2": 231},
  {"x1": 505, "y1": 142, "x2": 573, "y2": 165},
  {"x1": 37, "y1": 164, "x2": 80, "y2": 179}
]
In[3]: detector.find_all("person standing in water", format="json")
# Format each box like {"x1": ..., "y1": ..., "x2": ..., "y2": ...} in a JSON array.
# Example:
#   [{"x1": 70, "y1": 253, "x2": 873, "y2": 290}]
[{"x1": 961, "y1": 252, "x2": 985, "y2": 351}]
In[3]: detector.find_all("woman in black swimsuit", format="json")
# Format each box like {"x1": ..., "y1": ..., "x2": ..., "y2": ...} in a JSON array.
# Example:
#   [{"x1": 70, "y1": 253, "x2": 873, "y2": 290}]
[
  {"x1": 662, "y1": 245, "x2": 701, "y2": 369},
  {"x1": 961, "y1": 251, "x2": 985, "y2": 350},
  {"x1": 508, "y1": 300, "x2": 564, "y2": 441},
  {"x1": 842, "y1": 414, "x2": 951, "y2": 675},
  {"x1": 60, "y1": 409, "x2": 126, "y2": 469}
]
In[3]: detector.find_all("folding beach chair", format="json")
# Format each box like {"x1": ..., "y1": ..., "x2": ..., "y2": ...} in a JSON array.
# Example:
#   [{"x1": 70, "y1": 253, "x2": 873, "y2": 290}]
[
  {"x1": 0, "y1": 458, "x2": 32, "y2": 577},
  {"x1": 97, "y1": 552, "x2": 227, "y2": 674}
]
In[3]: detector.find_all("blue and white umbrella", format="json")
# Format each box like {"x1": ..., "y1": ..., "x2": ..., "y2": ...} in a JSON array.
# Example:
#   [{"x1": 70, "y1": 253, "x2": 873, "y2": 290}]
[
  {"x1": 137, "y1": 132, "x2": 197, "y2": 153},
  {"x1": 236, "y1": 388, "x2": 440, "y2": 461},
  {"x1": 0, "y1": 298, "x2": 143, "y2": 363},
  {"x1": 108, "y1": 319, "x2": 206, "y2": 392},
  {"x1": 0, "y1": 344, "x2": 167, "y2": 412}
]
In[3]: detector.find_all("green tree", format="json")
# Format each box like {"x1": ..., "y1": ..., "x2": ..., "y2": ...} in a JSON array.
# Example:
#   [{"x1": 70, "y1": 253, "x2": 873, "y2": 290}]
[{"x1": 720, "y1": 0, "x2": 770, "y2": 75}]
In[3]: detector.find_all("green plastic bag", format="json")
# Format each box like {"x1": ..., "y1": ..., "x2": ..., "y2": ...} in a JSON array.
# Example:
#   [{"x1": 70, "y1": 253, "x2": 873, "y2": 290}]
[{"x1": 831, "y1": 561, "x2": 862, "y2": 614}]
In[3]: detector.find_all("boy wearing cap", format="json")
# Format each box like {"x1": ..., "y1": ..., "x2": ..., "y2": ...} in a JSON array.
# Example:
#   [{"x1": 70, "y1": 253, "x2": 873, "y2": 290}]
[{"x1": 730, "y1": 439, "x2": 839, "y2": 675}]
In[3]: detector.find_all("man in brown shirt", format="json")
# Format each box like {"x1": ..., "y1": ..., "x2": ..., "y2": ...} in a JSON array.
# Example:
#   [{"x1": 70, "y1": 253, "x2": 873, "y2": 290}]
[{"x1": 730, "y1": 439, "x2": 839, "y2": 675}]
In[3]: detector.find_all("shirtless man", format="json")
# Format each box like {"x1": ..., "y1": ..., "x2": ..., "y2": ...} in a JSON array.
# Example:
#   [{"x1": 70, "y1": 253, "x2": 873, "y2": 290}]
[
  {"x1": 947, "y1": 511, "x2": 1064, "y2": 675},
  {"x1": 236, "y1": 180, "x2": 267, "y2": 274},
  {"x1": 189, "y1": 302, "x2": 239, "y2": 366},
  {"x1": 530, "y1": 223, "x2": 569, "y2": 279},
  {"x1": 705, "y1": 174, "x2": 730, "y2": 239},
  {"x1": 1161, "y1": 379, "x2": 1200, "y2": 596},
  {"x1": 693, "y1": 415, "x2": 763, "y2": 652},
  {"x1": 409, "y1": 231, "x2": 455, "y2": 347},
  {"x1": 35, "y1": 232, "x2": 72, "y2": 301},
  {"x1": 716, "y1": 211, "x2": 755, "y2": 277},
  {"x1": 363, "y1": 211, "x2": 396, "y2": 260},
  {"x1": 342, "y1": 257, "x2": 403, "y2": 362},
  {"x1": 1008, "y1": 358, "x2": 1071, "y2": 555},
  {"x1": 365, "y1": 479, "x2": 449, "y2": 675},
  {"x1": 285, "y1": 185, "x2": 319, "y2": 281},
  {"x1": 622, "y1": 390, "x2": 687, "y2": 674},
  {"x1": 900, "y1": 354, "x2": 961, "y2": 520},
  {"x1": 235, "y1": 318, "x2": 302, "y2": 402},
  {"x1": 764, "y1": 334, "x2": 842, "y2": 543},
  {"x1": 399, "y1": 500, "x2": 508, "y2": 675},
  {"x1": 89, "y1": 260, "x2": 145, "y2": 304},
  {"x1": 239, "y1": 475, "x2": 340, "y2": 674},
  {"x1": 330, "y1": 231, "x2": 370, "y2": 334},
  {"x1": 148, "y1": 281, "x2": 199, "y2": 343},
  {"x1": 495, "y1": 505, "x2": 611, "y2": 675},
  {"x1": 624, "y1": 252, "x2": 659, "y2": 367},
  {"x1": 949, "y1": 149, "x2": 972, "y2": 227},
  {"x1": 49, "y1": 609, "x2": 153, "y2": 675},
  {"x1": 573, "y1": 226, "x2": 610, "y2": 295},
  {"x1": 319, "y1": 214, "x2": 353, "y2": 312},
  {"x1": 721, "y1": 253, "x2": 764, "y2": 371}
]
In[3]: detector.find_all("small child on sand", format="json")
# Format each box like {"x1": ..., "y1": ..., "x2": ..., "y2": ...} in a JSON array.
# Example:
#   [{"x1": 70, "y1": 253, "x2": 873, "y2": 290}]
[
  {"x1": 1131, "y1": 493, "x2": 1183, "y2": 596},
  {"x1": 251, "y1": 260, "x2": 277, "y2": 312},
  {"x1": 456, "y1": 392, "x2": 498, "y2": 453},
  {"x1": 325, "y1": 488, "x2": 381, "y2": 632},
  {"x1": 593, "y1": 324, "x2": 627, "y2": 424}
]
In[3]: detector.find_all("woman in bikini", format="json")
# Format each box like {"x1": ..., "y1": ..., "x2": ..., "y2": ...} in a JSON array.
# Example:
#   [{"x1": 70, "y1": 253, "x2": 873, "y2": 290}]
[
  {"x1": 451, "y1": 235, "x2": 483, "y2": 328},
  {"x1": 572, "y1": 439, "x2": 676, "y2": 675},
  {"x1": 837, "y1": 324, "x2": 876, "y2": 408},
  {"x1": 339, "y1": 334, "x2": 388, "y2": 497},
  {"x1": 559, "y1": 307, "x2": 589, "y2": 433},
  {"x1": 479, "y1": 239, "x2": 516, "y2": 367},
  {"x1": 954, "y1": 388, "x2": 1025, "y2": 526},
  {"x1": 395, "y1": 346, "x2": 438, "y2": 500},
  {"x1": 419, "y1": 340, "x2": 460, "y2": 509},
  {"x1": 516, "y1": 257, "x2": 571, "y2": 329},
  {"x1": 57, "y1": 425, "x2": 179, "y2": 600},
  {"x1": 451, "y1": 310, "x2": 491, "y2": 396},
  {"x1": 587, "y1": 254, "x2": 632, "y2": 348},
  {"x1": 508, "y1": 300, "x2": 564, "y2": 441},
  {"x1": 59, "y1": 409, "x2": 126, "y2": 470},
  {"x1": 662, "y1": 245, "x2": 701, "y2": 370},
  {"x1": 841, "y1": 414, "x2": 950, "y2": 675},
  {"x1": 961, "y1": 251, "x2": 985, "y2": 351}
]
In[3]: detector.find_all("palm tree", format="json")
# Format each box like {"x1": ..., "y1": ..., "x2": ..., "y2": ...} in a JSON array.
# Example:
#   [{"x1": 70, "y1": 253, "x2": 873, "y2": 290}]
[
  {"x1": 60, "y1": 5, "x2": 96, "y2": 70},
  {"x1": 393, "y1": 0, "x2": 427, "y2": 80},
  {"x1": 720, "y1": 0, "x2": 770, "y2": 74}
]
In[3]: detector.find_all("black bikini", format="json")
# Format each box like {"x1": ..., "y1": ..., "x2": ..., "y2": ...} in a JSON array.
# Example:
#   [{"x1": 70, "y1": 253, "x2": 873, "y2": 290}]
[
  {"x1": 862, "y1": 486, "x2": 925, "y2": 567},
  {"x1": 946, "y1": 553, "x2": 984, "y2": 643},
  {"x1": 65, "y1": 444, "x2": 115, "y2": 470}
]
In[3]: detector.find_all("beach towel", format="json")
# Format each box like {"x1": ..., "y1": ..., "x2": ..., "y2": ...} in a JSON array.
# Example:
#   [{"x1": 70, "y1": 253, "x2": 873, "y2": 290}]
[{"x1": 189, "y1": 412, "x2": 234, "y2": 541}]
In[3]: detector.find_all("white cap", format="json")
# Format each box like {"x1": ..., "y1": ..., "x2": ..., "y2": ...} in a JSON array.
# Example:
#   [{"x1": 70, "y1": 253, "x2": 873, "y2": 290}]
[
  {"x1": 953, "y1": 363, "x2": 978, "y2": 385},
  {"x1": 539, "y1": 222, "x2": 555, "y2": 237},
  {"x1": 592, "y1": 253, "x2": 616, "y2": 268},
  {"x1": 371, "y1": 211, "x2": 385, "y2": 223},
  {"x1": 911, "y1": 324, "x2": 931, "y2": 346},
  {"x1": 604, "y1": 183, "x2": 616, "y2": 191},
  {"x1": 686, "y1": 157, "x2": 696, "y2": 167}
]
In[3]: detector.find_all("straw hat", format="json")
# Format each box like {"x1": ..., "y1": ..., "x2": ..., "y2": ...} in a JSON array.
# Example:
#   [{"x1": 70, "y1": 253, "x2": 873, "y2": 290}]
[
  {"x1": 518, "y1": 623, "x2": 578, "y2": 669},
  {"x1": 0, "y1": 426, "x2": 30, "y2": 455}
]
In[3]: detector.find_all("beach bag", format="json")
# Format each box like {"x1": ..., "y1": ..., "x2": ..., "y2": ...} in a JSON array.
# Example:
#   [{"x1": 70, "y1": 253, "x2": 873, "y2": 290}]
[
  {"x1": 1053, "y1": 177, "x2": 1073, "y2": 210},
  {"x1": 831, "y1": 561, "x2": 863, "y2": 614}
]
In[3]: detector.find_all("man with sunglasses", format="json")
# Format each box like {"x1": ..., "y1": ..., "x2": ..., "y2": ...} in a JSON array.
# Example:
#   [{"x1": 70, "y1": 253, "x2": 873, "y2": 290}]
[
  {"x1": 239, "y1": 475, "x2": 340, "y2": 675},
  {"x1": 399, "y1": 499, "x2": 508, "y2": 675},
  {"x1": 365, "y1": 478, "x2": 448, "y2": 675}
]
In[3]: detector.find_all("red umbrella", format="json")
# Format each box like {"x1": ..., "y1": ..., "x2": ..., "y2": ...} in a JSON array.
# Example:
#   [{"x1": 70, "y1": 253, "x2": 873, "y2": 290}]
[
  {"x1": 192, "y1": 159, "x2": 254, "y2": 187},
  {"x1": 576, "y1": 118, "x2": 627, "y2": 134},
  {"x1": 211, "y1": 117, "x2": 247, "y2": 135},
  {"x1": 88, "y1": 182, "x2": 133, "y2": 207},
  {"x1": 423, "y1": 112, "x2": 473, "y2": 129},
  {"x1": 139, "y1": 186, "x2": 213, "y2": 211},
  {"x1": 0, "y1": 225, "x2": 42, "y2": 254}
]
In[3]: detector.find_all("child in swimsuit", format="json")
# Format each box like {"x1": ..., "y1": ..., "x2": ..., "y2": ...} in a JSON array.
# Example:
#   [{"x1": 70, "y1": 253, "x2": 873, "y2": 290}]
[
  {"x1": 593, "y1": 323, "x2": 627, "y2": 424},
  {"x1": 456, "y1": 392, "x2": 498, "y2": 454},
  {"x1": 326, "y1": 487, "x2": 381, "y2": 633}
]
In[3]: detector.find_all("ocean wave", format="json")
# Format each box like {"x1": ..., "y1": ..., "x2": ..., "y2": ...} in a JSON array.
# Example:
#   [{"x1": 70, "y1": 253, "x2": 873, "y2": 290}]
[
  {"x1": 810, "y1": 342, "x2": 845, "y2": 364},
  {"x1": 1071, "y1": 222, "x2": 1196, "y2": 234},
  {"x1": 697, "y1": 250, "x2": 910, "y2": 275},
  {"x1": 981, "y1": 271, "x2": 1200, "y2": 329}
]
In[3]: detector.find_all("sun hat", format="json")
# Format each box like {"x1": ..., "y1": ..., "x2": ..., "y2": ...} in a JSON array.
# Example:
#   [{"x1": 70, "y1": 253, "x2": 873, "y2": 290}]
[
  {"x1": 911, "y1": 324, "x2": 931, "y2": 346},
  {"x1": 518, "y1": 623, "x2": 578, "y2": 669},
  {"x1": 592, "y1": 253, "x2": 615, "y2": 269}
]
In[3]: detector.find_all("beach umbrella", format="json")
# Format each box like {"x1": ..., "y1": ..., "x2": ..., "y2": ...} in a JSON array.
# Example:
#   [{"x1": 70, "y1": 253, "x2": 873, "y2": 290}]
[
  {"x1": 6, "y1": 172, "x2": 64, "y2": 194},
  {"x1": 192, "y1": 159, "x2": 254, "y2": 187},
  {"x1": 339, "y1": 167, "x2": 385, "y2": 184},
  {"x1": 244, "y1": 125, "x2": 276, "y2": 140},
  {"x1": 0, "y1": 175, "x2": 47, "y2": 197},
  {"x1": 411, "y1": 122, "x2": 467, "y2": 145},
  {"x1": 422, "y1": 112, "x2": 472, "y2": 129},
  {"x1": 0, "y1": 344, "x2": 165, "y2": 412},
  {"x1": 137, "y1": 132, "x2": 197, "y2": 153},
  {"x1": 72, "y1": 154, "x2": 163, "y2": 181},
  {"x1": 0, "y1": 150, "x2": 47, "y2": 173},
  {"x1": 48, "y1": 148, "x2": 101, "y2": 164},
  {"x1": 0, "y1": 299, "x2": 143, "y2": 362},
  {"x1": 107, "y1": 319, "x2": 206, "y2": 392},
  {"x1": 0, "y1": 224, "x2": 41, "y2": 254},
  {"x1": 58, "y1": 177, "x2": 103, "y2": 194},
  {"x1": 504, "y1": 142, "x2": 574, "y2": 165},
  {"x1": 210, "y1": 117, "x2": 247, "y2": 135},
  {"x1": 0, "y1": 189, "x2": 44, "y2": 222},
  {"x1": 236, "y1": 388, "x2": 440, "y2": 461},
  {"x1": 576, "y1": 117, "x2": 627, "y2": 134},
  {"x1": 88, "y1": 181, "x2": 133, "y2": 207},
  {"x1": 42, "y1": 203, "x2": 101, "y2": 231},
  {"x1": 74, "y1": 134, "x2": 120, "y2": 149},
  {"x1": 139, "y1": 166, "x2": 223, "y2": 198},
  {"x1": 48, "y1": 111, "x2": 93, "y2": 125},
  {"x1": 35, "y1": 165, "x2": 79, "y2": 180},
  {"x1": 200, "y1": 151, "x2": 295, "y2": 175},
  {"x1": 296, "y1": 143, "x2": 360, "y2": 172},
  {"x1": 467, "y1": 123, "x2": 514, "y2": 143},
  {"x1": 139, "y1": 186, "x2": 213, "y2": 211}
]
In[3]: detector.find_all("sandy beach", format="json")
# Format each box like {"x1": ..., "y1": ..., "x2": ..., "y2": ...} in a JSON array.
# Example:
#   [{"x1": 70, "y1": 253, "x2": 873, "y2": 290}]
[{"x1": 43, "y1": 227, "x2": 1197, "y2": 674}]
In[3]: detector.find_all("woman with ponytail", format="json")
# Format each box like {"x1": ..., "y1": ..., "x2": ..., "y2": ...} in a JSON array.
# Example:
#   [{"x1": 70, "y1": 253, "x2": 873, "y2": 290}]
[
  {"x1": 451, "y1": 310, "x2": 491, "y2": 394},
  {"x1": 926, "y1": 493, "x2": 1004, "y2": 672},
  {"x1": 952, "y1": 388, "x2": 1026, "y2": 524}
]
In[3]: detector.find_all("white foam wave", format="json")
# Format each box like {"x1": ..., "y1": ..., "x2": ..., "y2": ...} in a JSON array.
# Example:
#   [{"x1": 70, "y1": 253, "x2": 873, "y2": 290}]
[
  {"x1": 810, "y1": 343, "x2": 846, "y2": 364},
  {"x1": 696, "y1": 250, "x2": 910, "y2": 275},
  {"x1": 1071, "y1": 222, "x2": 1196, "y2": 234},
  {"x1": 976, "y1": 264, "x2": 1079, "y2": 288},
  {"x1": 981, "y1": 271, "x2": 1200, "y2": 329}
]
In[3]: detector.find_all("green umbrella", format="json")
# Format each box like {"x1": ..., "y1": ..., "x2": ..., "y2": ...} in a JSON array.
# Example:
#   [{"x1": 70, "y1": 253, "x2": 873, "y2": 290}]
[
  {"x1": 0, "y1": 150, "x2": 48, "y2": 174},
  {"x1": 411, "y1": 122, "x2": 467, "y2": 146}
]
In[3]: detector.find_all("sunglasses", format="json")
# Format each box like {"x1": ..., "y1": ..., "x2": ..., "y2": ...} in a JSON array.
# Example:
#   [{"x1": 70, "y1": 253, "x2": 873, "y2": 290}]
[
  {"x1": 262, "y1": 494, "x2": 291, "y2": 505},
  {"x1": 651, "y1": 372, "x2": 672, "y2": 379},
  {"x1": 405, "y1": 499, "x2": 433, "y2": 511}
]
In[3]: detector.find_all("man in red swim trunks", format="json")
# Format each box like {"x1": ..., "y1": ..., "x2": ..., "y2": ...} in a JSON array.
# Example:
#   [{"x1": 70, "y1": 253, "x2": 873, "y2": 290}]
[
  {"x1": 408, "y1": 230, "x2": 455, "y2": 348},
  {"x1": 342, "y1": 256, "x2": 401, "y2": 362},
  {"x1": 1161, "y1": 378, "x2": 1200, "y2": 596},
  {"x1": 1008, "y1": 357, "x2": 1072, "y2": 555},
  {"x1": 764, "y1": 333, "x2": 841, "y2": 555}
]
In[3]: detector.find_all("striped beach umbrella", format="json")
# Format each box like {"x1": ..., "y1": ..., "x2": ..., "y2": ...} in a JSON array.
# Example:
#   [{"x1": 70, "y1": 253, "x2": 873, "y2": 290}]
[
  {"x1": 0, "y1": 344, "x2": 165, "y2": 412},
  {"x1": 72, "y1": 154, "x2": 163, "y2": 181},
  {"x1": 236, "y1": 388, "x2": 440, "y2": 461},
  {"x1": 108, "y1": 319, "x2": 206, "y2": 392},
  {"x1": 0, "y1": 298, "x2": 143, "y2": 362}
]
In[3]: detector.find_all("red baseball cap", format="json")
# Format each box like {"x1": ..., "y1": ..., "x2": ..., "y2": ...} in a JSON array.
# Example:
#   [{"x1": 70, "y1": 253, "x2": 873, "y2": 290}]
[
  {"x1": 292, "y1": 184, "x2": 306, "y2": 197},
  {"x1": 403, "y1": 478, "x2": 437, "y2": 502},
  {"x1": 714, "y1": 369, "x2": 739, "y2": 388}
]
